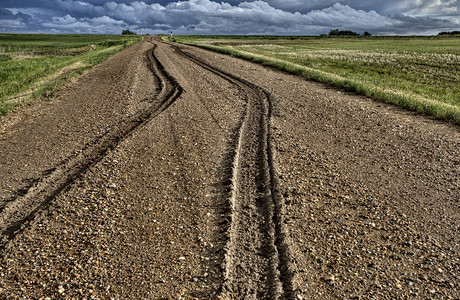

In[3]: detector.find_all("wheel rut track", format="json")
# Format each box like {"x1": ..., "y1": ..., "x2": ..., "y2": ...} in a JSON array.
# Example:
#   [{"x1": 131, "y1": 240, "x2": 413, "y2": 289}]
[
  {"x1": 170, "y1": 43, "x2": 293, "y2": 299},
  {"x1": 0, "y1": 39, "x2": 182, "y2": 251}
]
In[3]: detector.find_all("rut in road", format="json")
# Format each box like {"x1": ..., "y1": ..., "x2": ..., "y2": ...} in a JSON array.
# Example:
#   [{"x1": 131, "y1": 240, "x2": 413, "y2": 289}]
[
  {"x1": 0, "y1": 40, "x2": 182, "y2": 250},
  {"x1": 171, "y1": 44, "x2": 293, "y2": 299}
]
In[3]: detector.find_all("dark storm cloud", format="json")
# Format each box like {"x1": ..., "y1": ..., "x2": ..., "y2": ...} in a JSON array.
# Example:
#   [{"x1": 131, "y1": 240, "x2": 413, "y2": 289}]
[
  {"x1": 0, "y1": 0, "x2": 458, "y2": 35},
  {"x1": 0, "y1": 7, "x2": 35, "y2": 32}
]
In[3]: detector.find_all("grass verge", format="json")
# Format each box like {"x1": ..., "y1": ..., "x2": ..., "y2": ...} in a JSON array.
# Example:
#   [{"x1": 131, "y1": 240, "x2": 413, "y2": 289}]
[
  {"x1": 171, "y1": 36, "x2": 460, "y2": 125},
  {"x1": 0, "y1": 34, "x2": 142, "y2": 115}
]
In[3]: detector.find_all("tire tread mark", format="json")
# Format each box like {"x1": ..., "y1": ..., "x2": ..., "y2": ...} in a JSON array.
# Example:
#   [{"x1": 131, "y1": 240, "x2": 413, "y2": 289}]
[
  {"x1": 0, "y1": 38, "x2": 182, "y2": 251},
  {"x1": 169, "y1": 43, "x2": 293, "y2": 299}
]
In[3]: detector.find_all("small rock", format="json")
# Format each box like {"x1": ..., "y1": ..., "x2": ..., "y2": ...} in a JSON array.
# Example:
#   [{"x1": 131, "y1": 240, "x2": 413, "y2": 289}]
[
  {"x1": 193, "y1": 277, "x2": 199, "y2": 282},
  {"x1": 179, "y1": 256, "x2": 186, "y2": 260},
  {"x1": 323, "y1": 274, "x2": 335, "y2": 282},
  {"x1": 109, "y1": 183, "x2": 117, "y2": 188},
  {"x1": 58, "y1": 285, "x2": 65, "y2": 294},
  {"x1": 297, "y1": 294, "x2": 303, "y2": 300},
  {"x1": 429, "y1": 289, "x2": 436, "y2": 294}
]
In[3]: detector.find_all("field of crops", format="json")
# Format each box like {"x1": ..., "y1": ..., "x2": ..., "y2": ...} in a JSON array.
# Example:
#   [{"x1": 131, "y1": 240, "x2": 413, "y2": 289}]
[
  {"x1": 174, "y1": 36, "x2": 460, "y2": 123},
  {"x1": 0, "y1": 34, "x2": 142, "y2": 115}
]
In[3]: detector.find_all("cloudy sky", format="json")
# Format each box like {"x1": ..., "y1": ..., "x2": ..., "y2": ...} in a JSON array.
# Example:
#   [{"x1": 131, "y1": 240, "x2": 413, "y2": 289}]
[{"x1": 1, "y1": 0, "x2": 459, "y2": 35}]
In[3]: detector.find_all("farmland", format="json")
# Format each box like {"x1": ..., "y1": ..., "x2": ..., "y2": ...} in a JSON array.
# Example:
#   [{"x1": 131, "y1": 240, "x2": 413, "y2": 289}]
[
  {"x1": 172, "y1": 35, "x2": 460, "y2": 124},
  {"x1": 0, "y1": 34, "x2": 142, "y2": 115}
]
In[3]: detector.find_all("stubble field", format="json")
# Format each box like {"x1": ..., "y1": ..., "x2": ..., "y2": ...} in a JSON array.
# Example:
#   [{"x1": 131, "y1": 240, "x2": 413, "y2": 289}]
[
  {"x1": 0, "y1": 34, "x2": 142, "y2": 115},
  {"x1": 174, "y1": 35, "x2": 460, "y2": 124}
]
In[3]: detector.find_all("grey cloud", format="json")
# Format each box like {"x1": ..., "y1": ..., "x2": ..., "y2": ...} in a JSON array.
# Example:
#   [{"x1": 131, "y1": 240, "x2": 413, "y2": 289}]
[
  {"x1": 42, "y1": 14, "x2": 126, "y2": 33},
  {"x1": 0, "y1": 8, "x2": 36, "y2": 32},
  {"x1": 55, "y1": 0, "x2": 106, "y2": 18},
  {"x1": 0, "y1": 8, "x2": 32, "y2": 22},
  {"x1": 1, "y1": 0, "x2": 459, "y2": 35},
  {"x1": 405, "y1": 0, "x2": 459, "y2": 22},
  {"x1": 387, "y1": 14, "x2": 458, "y2": 35},
  {"x1": 154, "y1": 1, "x2": 392, "y2": 34},
  {"x1": 261, "y1": 0, "x2": 459, "y2": 22}
]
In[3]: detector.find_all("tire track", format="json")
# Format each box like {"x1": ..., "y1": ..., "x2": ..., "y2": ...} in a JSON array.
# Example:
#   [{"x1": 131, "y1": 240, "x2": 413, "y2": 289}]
[
  {"x1": 169, "y1": 44, "x2": 293, "y2": 299},
  {"x1": 0, "y1": 39, "x2": 182, "y2": 251}
]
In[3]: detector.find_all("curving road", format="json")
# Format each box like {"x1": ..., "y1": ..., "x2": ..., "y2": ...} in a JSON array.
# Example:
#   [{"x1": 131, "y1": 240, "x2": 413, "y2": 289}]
[{"x1": 0, "y1": 37, "x2": 458, "y2": 299}]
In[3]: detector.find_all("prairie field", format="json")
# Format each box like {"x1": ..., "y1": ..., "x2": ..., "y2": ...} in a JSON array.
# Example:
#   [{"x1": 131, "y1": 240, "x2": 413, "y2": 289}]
[
  {"x1": 173, "y1": 35, "x2": 460, "y2": 123},
  {"x1": 0, "y1": 34, "x2": 142, "y2": 115}
]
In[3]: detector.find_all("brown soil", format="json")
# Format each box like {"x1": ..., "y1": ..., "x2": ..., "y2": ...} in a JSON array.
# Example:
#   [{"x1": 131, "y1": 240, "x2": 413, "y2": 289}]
[{"x1": 0, "y1": 37, "x2": 458, "y2": 299}]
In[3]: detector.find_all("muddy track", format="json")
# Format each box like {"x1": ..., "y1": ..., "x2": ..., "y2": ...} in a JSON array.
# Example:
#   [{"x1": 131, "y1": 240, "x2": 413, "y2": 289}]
[
  {"x1": 0, "y1": 39, "x2": 182, "y2": 251},
  {"x1": 170, "y1": 44, "x2": 293, "y2": 299}
]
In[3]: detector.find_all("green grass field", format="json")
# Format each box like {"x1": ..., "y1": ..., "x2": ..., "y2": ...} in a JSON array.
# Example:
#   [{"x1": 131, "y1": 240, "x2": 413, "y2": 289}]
[
  {"x1": 0, "y1": 34, "x2": 142, "y2": 115},
  {"x1": 172, "y1": 35, "x2": 460, "y2": 124}
]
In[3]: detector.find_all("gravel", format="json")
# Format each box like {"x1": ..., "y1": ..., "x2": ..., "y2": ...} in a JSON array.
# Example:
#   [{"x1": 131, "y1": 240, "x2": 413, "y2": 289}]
[{"x1": 0, "y1": 39, "x2": 458, "y2": 299}]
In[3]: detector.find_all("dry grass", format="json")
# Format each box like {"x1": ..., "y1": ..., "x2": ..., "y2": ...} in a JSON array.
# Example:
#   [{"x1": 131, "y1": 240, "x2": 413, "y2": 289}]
[{"x1": 174, "y1": 36, "x2": 460, "y2": 124}]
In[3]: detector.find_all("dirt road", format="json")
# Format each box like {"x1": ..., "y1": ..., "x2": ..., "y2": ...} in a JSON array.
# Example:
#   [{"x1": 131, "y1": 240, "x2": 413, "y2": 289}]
[{"x1": 0, "y1": 37, "x2": 458, "y2": 299}]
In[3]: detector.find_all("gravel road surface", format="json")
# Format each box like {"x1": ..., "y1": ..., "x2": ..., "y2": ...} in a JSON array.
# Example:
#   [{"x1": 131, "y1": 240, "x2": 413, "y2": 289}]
[{"x1": 0, "y1": 37, "x2": 458, "y2": 299}]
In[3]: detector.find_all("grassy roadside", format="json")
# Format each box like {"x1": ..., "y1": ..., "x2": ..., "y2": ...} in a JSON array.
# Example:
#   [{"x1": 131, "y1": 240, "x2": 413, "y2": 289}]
[
  {"x1": 0, "y1": 34, "x2": 142, "y2": 115},
  {"x1": 170, "y1": 35, "x2": 460, "y2": 125}
]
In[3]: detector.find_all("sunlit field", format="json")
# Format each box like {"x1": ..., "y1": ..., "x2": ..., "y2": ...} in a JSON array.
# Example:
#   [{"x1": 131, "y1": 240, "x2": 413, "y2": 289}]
[
  {"x1": 0, "y1": 34, "x2": 142, "y2": 115},
  {"x1": 172, "y1": 35, "x2": 460, "y2": 124}
]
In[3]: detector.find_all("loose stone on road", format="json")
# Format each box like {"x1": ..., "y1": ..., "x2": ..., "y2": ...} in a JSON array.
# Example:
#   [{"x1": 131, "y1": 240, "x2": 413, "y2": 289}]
[{"x1": 0, "y1": 37, "x2": 458, "y2": 299}]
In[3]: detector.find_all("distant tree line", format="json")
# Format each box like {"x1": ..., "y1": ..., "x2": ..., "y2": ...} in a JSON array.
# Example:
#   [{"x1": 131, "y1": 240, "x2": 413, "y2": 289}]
[
  {"x1": 122, "y1": 29, "x2": 137, "y2": 35},
  {"x1": 438, "y1": 31, "x2": 460, "y2": 36},
  {"x1": 325, "y1": 29, "x2": 372, "y2": 37}
]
